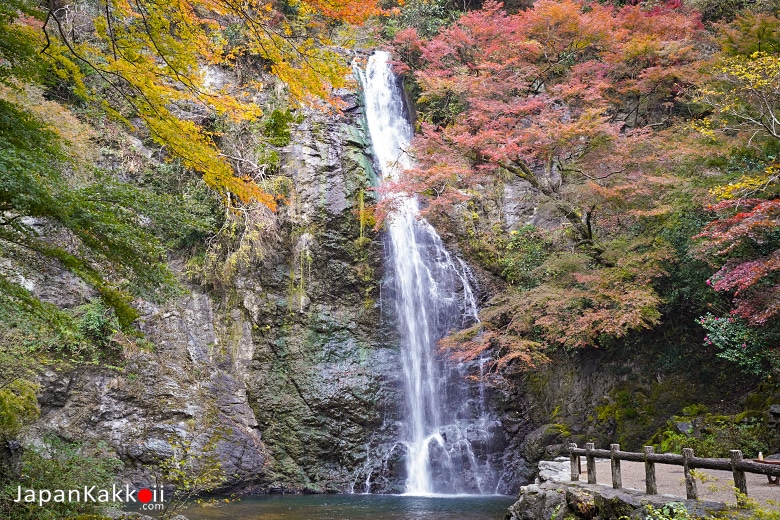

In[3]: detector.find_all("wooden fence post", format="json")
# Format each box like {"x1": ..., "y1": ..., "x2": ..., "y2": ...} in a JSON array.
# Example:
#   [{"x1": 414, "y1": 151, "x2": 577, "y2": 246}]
[
  {"x1": 611, "y1": 444, "x2": 622, "y2": 489},
  {"x1": 586, "y1": 442, "x2": 597, "y2": 485},
  {"x1": 730, "y1": 450, "x2": 748, "y2": 504},
  {"x1": 569, "y1": 443, "x2": 580, "y2": 482},
  {"x1": 683, "y1": 448, "x2": 698, "y2": 500},
  {"x1": 644, "y1": 446, "x2": 657, "y2": 495},
  {"x1": 557, "y1": 444, "x2": 776, "y2": 503}
]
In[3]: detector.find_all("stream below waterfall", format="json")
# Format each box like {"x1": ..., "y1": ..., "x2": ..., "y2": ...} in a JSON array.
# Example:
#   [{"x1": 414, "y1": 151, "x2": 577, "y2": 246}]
[{"x1": 126, "y1": 494, "x2": 515, "y2": 519}]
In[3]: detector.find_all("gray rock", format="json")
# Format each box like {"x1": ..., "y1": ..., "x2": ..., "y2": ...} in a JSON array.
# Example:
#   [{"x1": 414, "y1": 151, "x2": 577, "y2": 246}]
[
  {"x1": 30, "y1": 289, "x2": 266, "y2": 490},
  {"x1": 505, "y1": 481, "x2": 727, "y2": 520},
  {"x1": 507, "y1": 483, "x2": 568, "y2": 520},
  {"x1": 522, "y1": 424, "x2": 565, "y2": 462},
  {"x1": 674, "y1": 421, "x2": 693, "y2": 434},
  {"x1": 538, "y1": 458, "x2": 571, "y2": 483},
  {"x1": 0, "y1": 439, "x2": 23, "y2": 482},
  {"x1": 768, "y1": 404, "x2": 780, "y2": 430}
]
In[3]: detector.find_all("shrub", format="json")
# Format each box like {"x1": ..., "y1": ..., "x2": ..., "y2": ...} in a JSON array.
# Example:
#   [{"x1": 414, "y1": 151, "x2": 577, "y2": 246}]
[
  {"x1": 655, "y1": 415, "x2": 771, "y2": 458},
  {"x1": 0, "y1": 438, "x2": 122, "y2": 520},
  {"x1": 698, "y1": 313, "x2": 779, "y2": 376}
]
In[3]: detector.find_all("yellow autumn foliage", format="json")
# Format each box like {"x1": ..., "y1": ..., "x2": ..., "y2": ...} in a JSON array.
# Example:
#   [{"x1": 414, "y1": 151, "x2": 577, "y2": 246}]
[
  {"x1": 33, "y1": 0, "x2": 381, "y2": 208},
  {"x1": 696, "y1": 52, "x2": 780, "y2": 142},
  {"x1": 711, "y1": 164, "x2": 780, "y2": 200}
]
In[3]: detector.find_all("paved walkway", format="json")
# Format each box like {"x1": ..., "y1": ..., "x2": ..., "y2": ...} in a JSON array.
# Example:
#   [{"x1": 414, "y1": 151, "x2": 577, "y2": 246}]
[{"x1": 587, "y1": 458, "x2": 780, "y2": 509}]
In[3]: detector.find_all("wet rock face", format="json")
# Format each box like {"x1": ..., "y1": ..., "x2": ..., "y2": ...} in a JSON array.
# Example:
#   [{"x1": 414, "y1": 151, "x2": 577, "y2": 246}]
[
  {"x1": 236, "y1": 90, "x2": 406, "y2": 493},
  {"x1": 0, "y1": 440, "x2": 23, "y2": 483},
  {"x1": 25, "y1": 81, "x2": 530, "y2": 495},
  {"x1": 31, "y1": 291, "x2": 266, "y2": 490},
  {"x1": 429, "y1": 358, "x2": 519, "y2": 495}
]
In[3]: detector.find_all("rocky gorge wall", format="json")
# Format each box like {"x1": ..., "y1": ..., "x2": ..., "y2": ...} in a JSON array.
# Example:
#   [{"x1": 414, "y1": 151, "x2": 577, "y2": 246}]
[
  {"x1": 18, "y1": 74, "x2": 532, "y2": 494},
  {"x1": 18, "y1": 62, "x2": 776, "y2": 501},
  {"x1": 235, "y1": 87, "x2": 402, "y2": 492},
  {"x1": 22, "y1": 83, "x2": 396, "y2": 493}
]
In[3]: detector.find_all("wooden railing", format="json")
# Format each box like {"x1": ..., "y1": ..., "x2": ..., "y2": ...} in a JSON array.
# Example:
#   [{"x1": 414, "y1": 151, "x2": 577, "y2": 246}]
[{"x1": 569, "y1": 442, "x2": 780, "y2": 503}]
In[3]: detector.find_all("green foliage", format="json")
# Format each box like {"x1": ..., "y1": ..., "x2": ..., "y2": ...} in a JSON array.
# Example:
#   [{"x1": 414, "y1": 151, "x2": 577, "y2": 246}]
[
  {"x1": 500, "y1": 225, "x2": 551, "y2": 288},
  {"x1": 0, "y1": 1, "x2": 45, "y2": 85},
  {"x1": 0, "y1": 438, "x2": 122, "y2": 520},
  {"x1": 598, "y1": 390, "x2": 640, "y2": 422},
  {"x1": 681, "y1": 404, "x2": 709, "y2": 416},
  {"x1": 655, "y1": 207, "x2": 721, "y2": 315},
  {"x1": 641, "y1": 503, "x2": 692, "y2": 520},
  {"x1": 416, "y1": 87, "x2": 467, "y2": 127},
  {"x1": 383, "y1": 0, "x2": 463, "y2": 39},
  {"x1": 698, "y1": 313, "x2": 779, "y2": 375},
  {"x1": 0, "y1": 97, "x2": 179, "y2": 328},
  {"x1": 586, "y1": 370, "x2": 729, "y2": 450},
  {"x1": 595, "y1": 386, "x2": 661, "y2": 448},
  {"x1": 1, "y1": 285, "x2": 134, "y2": 370},
  {"x1": 733, "y1": 496, "x2": 780, "y2": 518},
  {"x1": 461, "y1": 222, "x2": 551, "y2": 287},
  {"x1": 0, "y1": 380, "x2": 38, "y2": 441},
  {"x1": 654, "y1": 415, "x2": 771, "y2": 458},
  {"x1": 719, "y1": 12, "x2": 780, "y2": 56},
  {"x1": 263, "y1": 109, "x2": 295, "y2": 147},
  {"x1": 74, "y1": 301, "x2": 121, "y2": 356},
  {"x1": 129, "y1": 163, "x2": 223, "y2": 252},
  {"x1": 257, "y1": 147, "x2": 282, "y2": 173}
]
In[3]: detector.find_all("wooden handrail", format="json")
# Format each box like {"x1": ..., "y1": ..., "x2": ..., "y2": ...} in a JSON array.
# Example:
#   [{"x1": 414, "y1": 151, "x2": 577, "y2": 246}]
[{"x1": 568, "y1": 442, "x2": 779, "y2": 502}]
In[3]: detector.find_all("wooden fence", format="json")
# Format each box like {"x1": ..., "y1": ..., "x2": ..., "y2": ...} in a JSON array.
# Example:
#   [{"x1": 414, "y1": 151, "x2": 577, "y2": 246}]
[{"x1": 569, "y1": 442, "x2": 780, "y2": 503}]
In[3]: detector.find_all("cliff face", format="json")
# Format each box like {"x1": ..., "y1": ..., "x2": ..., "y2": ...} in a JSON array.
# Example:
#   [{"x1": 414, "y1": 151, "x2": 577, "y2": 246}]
[
  {"x1": 24, "y1": 84, "x2": 406, "y2": 493},
  {"x1": 12, "y1": 65, "x2": 543, "y2": 494},
  {"x1": 32, "y1": 290, "x2": 266, "y2": 489},
  {"x1": 235, "y1": 89, "x2": 405, "y2": 492}
]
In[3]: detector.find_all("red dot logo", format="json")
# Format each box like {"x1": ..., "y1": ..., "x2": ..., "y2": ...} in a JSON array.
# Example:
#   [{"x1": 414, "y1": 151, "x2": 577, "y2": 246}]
[{"x1": 138, "y1": 488, "x2": 153, "y2": 503}]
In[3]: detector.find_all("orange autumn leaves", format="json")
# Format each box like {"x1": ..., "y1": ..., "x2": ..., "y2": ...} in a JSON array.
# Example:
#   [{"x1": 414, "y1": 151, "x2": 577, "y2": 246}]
[
  {"x1": 389, "y1": 0, "x2": 703, "y2": 221},
  {"x1": 390, "y1": 0, "x2": 708, "y2": 366}
]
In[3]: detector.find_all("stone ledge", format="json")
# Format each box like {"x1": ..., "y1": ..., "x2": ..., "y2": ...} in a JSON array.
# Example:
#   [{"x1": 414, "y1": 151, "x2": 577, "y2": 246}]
[{"x1": 506, "y1": 481, "x2": 729, "y2": 520}]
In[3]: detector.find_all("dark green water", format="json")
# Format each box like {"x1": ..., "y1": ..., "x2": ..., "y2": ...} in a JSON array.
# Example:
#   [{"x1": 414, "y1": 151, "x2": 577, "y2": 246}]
[{"x1": 131, "y1": 494, "x2": 515, "y2": 519}]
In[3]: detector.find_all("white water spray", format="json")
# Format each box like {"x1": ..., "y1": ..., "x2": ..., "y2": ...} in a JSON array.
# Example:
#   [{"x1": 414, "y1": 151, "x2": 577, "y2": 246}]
[{"x1": 359, "y1": 51, "x2": 487, "y2": 495}]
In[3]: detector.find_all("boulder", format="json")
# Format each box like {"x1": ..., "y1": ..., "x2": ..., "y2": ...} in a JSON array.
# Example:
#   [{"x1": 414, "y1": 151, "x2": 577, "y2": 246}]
[
  {"x1": 538, "y1": 457, "x2": 571, "y2": 483},
  {"x1": 505, "y1": 481, "x2": 728, "y2": 520},
  {"x1": 522, "y1": 424, "x2": 565, "y2": 462}
]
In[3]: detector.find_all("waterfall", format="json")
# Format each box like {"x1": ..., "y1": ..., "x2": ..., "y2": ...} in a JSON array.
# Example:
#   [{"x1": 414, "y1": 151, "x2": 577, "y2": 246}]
[{"x1": 359, "y1": 51, "x2": 499, "y2": 495}]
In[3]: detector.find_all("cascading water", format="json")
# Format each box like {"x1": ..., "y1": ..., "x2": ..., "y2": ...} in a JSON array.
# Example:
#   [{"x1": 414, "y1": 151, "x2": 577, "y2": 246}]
[{"x1": 358, "y1": 51, "x2": 504, "y2": 495}]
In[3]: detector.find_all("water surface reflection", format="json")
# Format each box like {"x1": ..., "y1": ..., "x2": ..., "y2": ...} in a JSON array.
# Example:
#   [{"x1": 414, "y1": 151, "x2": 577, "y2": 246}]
[{"x1": 132, "y1": 494, "x2": 515, "y2": 520}]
